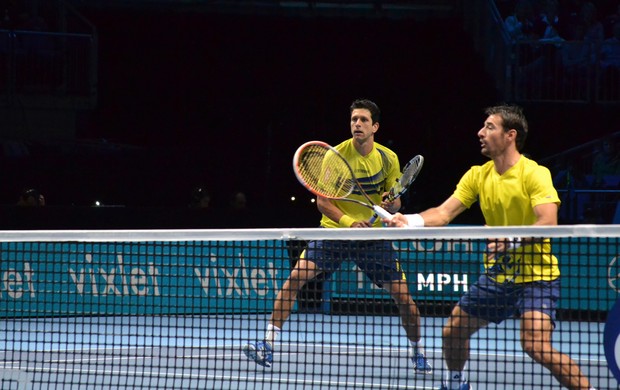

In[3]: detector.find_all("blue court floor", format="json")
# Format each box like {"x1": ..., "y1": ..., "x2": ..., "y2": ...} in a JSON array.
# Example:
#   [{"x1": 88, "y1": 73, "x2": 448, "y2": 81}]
[{"x1": 0, "y1": 314, "x2": 615, "y2": 389}]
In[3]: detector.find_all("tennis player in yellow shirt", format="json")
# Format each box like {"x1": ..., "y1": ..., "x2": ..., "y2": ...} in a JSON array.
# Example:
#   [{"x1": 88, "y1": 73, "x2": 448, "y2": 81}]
[
  {"x1": 385, "y1": 104, "x2": 594, "y2": 390},
  {"x1": 244, "y1": 99, "x2": 432, "y2": 375}
]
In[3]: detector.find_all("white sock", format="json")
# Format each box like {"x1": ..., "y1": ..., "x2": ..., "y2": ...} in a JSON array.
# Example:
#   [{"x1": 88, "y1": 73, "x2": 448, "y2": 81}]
[
  {"x1": 445, "y1": 370, "x2": 465, "y2": 390},
  {"x1": 410, "y1": 340, "x2": 425, "y2": 355},
  {"x1": 264, "y1": 323, "x2": 280, "y2": 346}
]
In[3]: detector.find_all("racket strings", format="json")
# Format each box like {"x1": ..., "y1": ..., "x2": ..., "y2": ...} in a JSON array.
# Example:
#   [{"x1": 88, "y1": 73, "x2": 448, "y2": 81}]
[
  {"x1": 401, "y1": 158, "x2": 422, "y2": 183},
  {"x1": 398, "y1": 157, "x2": 423, "y2": 188},
  {"x1": 384, "y1": 156, "x2": 423, "y2": 202},
  {"x1": 298, "y1": 145, "x2": 354, "y2": 198}
]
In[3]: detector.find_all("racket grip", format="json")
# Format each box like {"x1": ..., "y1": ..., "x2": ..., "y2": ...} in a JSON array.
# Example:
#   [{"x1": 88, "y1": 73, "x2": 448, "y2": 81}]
[
  {"x1": 372, "y1": 205, "x2": 392, "y2": 221},
  {"x1": 370, "y1": 192, "x2": 395, "y2": 223}
]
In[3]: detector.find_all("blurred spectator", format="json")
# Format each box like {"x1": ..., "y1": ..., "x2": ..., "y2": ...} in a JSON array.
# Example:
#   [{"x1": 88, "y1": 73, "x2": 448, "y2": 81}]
[
  {"x1": 508, "y1": 0, "x2": 548, "y2": 85},
  {"x1": 189, "y1": 186, "x2": 211, "y2": 209},
  {"x1": 553, "y1": 156, "x2": 587, "y2": 189},
  {"x1": 504, "y1": 0, "x2": 540, "y2": 41},
  {"x1": 561, "y1": 22, "x2": 591, "y2": 69},
  {"x1": 17, "y1": 188, "x2": 45, "y2": 207},
  {"x1": 599, "y1": 21, "x2": 620, "y2": 98},
  {"x1": 538, "y1": 0, "x2": 564, "y2": 42},
  {"x1": 229, "y1": 190, "x2": 247, "y2": 211},
  {"x1": 18, "y1": 10, "x2": 48, "y2": 31},
  {"x1": 0, "y1": 0, "x2": 16, "y2": 29},
  {"x1": 17, "y1": 9, "x2": 51, "y2": 52},
  {"x1": 589, "y1": 137, "x2": 620, "y2": 223},
  {"x1": 1, "y1": 9, "x2": 8, "y2": 29},
  {"x1": 225, "y1": 190, "x2": 260, "y2": 228},
  {"x1": 580, "y1": 2, "x2": 605, "y2": 42},
  {"x1": 552, "y1": 157, "x2": 589, "y2": 223},
  {"x1": 592, "y1": 137, "x2": 620, "y2": 188},
  {"x1": 558, "y1": 0, "x2": 586, "y2": 39},
  {"x1": 600, "y1": 22, "x2": 620, "y2": 70},
  {"x1": 603, "y1": 2, "x2": 620, "y2": 38}
]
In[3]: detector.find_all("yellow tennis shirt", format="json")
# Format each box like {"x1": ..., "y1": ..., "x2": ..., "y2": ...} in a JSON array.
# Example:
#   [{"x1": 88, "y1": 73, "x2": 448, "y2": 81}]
[
  {"x1": 453, "y1": 156, "x2": 561, "y2": 283},
  {"x1": 320, "y1": 139, "x2": 400, "y2": 229}
]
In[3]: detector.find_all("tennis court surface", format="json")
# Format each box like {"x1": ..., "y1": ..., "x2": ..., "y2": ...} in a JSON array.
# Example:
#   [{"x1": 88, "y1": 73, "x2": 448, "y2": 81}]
[{"x1": 0, "y1": 227, "x2": 617, "y2": 389}]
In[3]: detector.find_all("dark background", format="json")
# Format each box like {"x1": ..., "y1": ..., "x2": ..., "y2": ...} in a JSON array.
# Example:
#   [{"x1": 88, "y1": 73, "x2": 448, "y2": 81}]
[{"x1": 4, "y1": 2, "x2": 619, "y2": 228}]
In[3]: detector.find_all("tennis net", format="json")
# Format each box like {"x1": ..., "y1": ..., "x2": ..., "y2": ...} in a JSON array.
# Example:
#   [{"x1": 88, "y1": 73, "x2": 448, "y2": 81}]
[{"x1": 0, "y1": 226, "x2": 617, "y2": 389}]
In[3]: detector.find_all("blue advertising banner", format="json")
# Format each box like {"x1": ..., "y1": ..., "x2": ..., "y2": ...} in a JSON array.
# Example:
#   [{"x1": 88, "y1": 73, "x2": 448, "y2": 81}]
[
  {"x1": 0, "y1": 241, "x2": 290, "y2": 316},
  {"x1": 557, "y1": 238, "x2": 619, "y2": 311},
  {"x1": 0, "y1": 237, "x2": 616, "y2": 317},
  {"x1": 328, "y1": 238, "x2": 619, "y2": 312},
  {"x1": 329, "y1": 239, "x2": 483, "y2": 302}
]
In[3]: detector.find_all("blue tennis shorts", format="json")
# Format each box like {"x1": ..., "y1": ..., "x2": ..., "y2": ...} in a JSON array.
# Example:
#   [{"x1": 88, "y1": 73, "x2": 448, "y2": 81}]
[
  {"x1": 303, "y1": 240, "x2": 404, "y2": 286},
  {"x1": 458, "y1": 274, "x2": 560, "y2": 324}
]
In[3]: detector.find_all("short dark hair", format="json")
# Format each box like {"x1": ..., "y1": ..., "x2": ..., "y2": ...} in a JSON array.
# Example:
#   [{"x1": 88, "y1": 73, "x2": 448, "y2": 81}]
[
  {"x1": 485, "y1": 104, "x2": 528, "y2": 151},
  {"x1": 350, "y1": 99, "x2": 381, "y2": 124},
  {"x1": 191, "y1": 186, "x2": 210, "y2": 202},
  {"x1": 18, "y1": 188, "x2": 43, "y2": 206}
]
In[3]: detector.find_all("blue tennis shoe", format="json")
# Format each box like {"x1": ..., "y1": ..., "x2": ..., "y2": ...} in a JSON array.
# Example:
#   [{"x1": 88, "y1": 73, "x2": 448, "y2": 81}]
[
  {"x1": 243, "y1": 341, "x2": 273, "y2": 368},
  {"x1": 412, "y1": 351, "x2": 433, "y2": 374}
]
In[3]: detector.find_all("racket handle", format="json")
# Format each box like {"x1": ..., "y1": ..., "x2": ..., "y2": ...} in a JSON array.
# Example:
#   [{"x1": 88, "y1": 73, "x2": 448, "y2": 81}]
[
  {"x1": 370, "y1": 192, "x2": 395, "y2": 223},
  {"x1": 372, "y1": 205, "x2": 392, "y2": 221}
]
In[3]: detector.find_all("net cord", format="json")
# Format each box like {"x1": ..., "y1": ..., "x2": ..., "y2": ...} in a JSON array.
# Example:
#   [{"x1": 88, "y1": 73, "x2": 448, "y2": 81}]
[{"x1": 0, "y1": 224, "x2": 618, "y2": 242}]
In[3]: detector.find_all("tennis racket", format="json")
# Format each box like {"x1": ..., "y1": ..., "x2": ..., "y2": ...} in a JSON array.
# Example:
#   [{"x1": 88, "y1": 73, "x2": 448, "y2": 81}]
[
  {"x1": 292, "y1": 140, "x2": 392, "y2": 221},
  {"x1": 369, "y1": 154, "x2": 424, "y2": 223}
]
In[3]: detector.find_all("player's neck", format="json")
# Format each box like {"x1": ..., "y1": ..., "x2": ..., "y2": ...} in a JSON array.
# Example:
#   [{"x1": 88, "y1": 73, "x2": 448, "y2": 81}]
[
  {"x1": 493, "y1": 151, "x2": 522, "y2": 175},
  {"x1": 352, "y1": 138, "x2": 374, "y2": 156}
]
